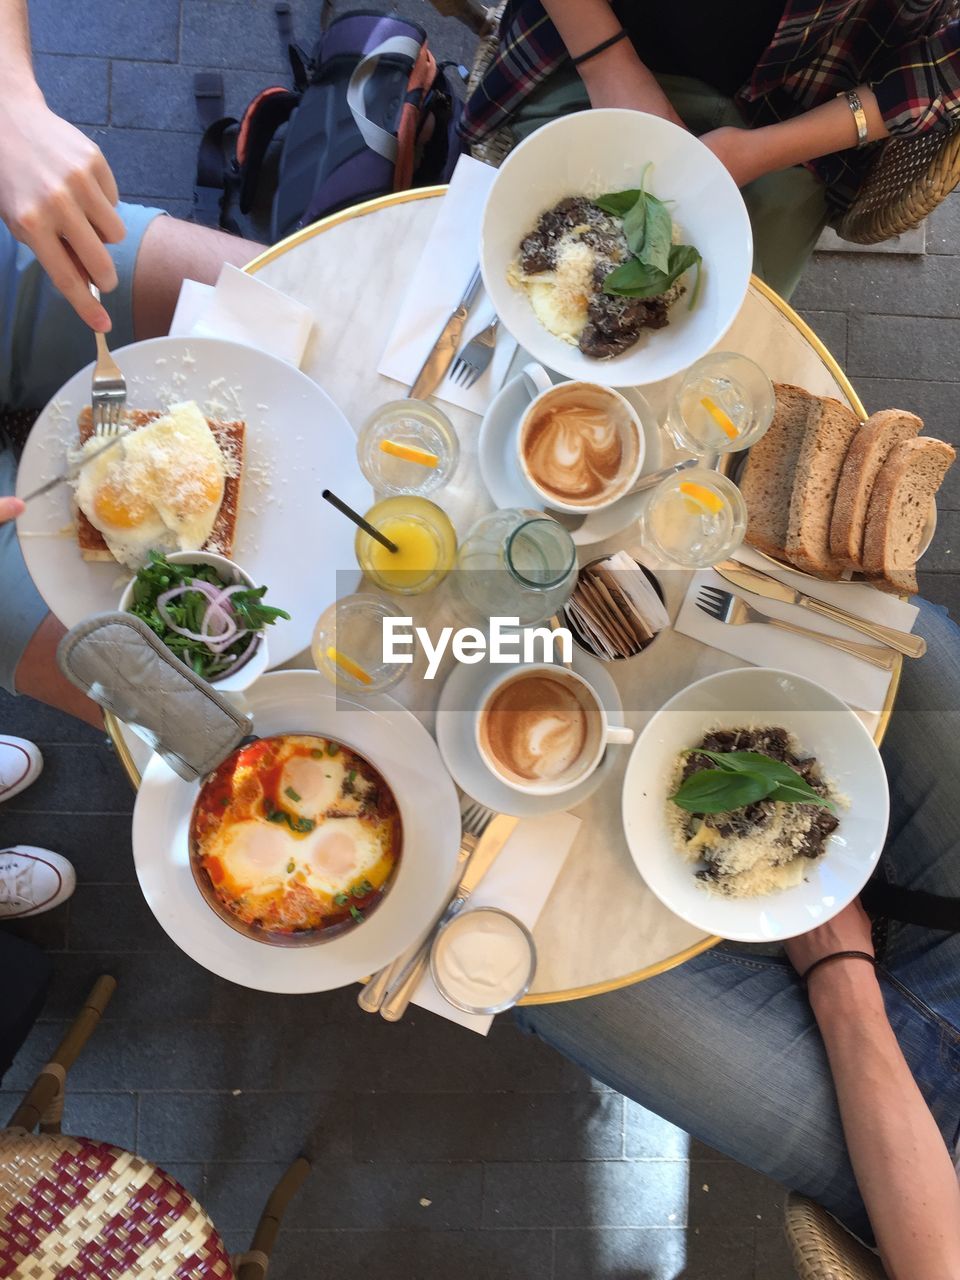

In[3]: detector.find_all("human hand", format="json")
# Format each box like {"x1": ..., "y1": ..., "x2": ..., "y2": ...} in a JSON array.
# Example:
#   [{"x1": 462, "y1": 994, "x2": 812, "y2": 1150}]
[
  {"x1": 699, "y1": 125, "x2": 769, "y2": 188},
  {"x1": 0, "y1": 496, "x2": 25, "y2": 524},
  {"x1": 0, "y1": 92, "x2": 125, "y2": 331},
  {"x1": 784, "y1": 899, "x2": 875, "y2": 978}
]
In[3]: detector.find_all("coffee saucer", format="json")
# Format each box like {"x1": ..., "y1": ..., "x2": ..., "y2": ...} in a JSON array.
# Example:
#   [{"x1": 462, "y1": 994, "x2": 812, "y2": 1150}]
[
  {"x1": 435, "y1": 646, "x2": 626, "y2": 817},
  {"x1": 477, "y1": 370, "x2": 664, "y2": 547}
]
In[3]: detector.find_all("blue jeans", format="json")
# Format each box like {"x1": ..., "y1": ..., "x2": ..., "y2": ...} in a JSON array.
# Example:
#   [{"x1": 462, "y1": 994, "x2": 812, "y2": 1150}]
[{"x1": 517, "y1": 599, "x2": 960, "y2": 1243}]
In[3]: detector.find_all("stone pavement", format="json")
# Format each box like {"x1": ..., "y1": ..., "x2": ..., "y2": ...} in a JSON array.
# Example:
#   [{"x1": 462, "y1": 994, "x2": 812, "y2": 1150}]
[{"x1": 2, "y1": 2, "x2": 958, "y2": 1277}]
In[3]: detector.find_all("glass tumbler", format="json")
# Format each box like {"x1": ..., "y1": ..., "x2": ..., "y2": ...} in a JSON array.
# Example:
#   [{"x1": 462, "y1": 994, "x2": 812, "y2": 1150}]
[
  {"x1": 639, "y1": 468, "x2": 747, "y2": 569},
  {"x1": 357, "y1": 399, "x2": 460, "y2": 497},
  {"x1": 312, "y1": 593, "x2": 408, "y2": 696},
  {"x1": 665, "y1": 352, "x2": 775, "y2": 456}
]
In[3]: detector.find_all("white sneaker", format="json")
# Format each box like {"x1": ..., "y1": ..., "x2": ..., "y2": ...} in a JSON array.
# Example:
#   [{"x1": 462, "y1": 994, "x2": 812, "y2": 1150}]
[
  {"x1": 0, "y1": 846, "x2": 76, "y2": 918},
  {"x1": 0, "y1": 737, "x2": 43, "y2": 803}
]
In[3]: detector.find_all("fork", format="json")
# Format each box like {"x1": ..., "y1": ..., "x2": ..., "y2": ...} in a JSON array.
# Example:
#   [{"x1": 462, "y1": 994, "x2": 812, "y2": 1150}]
[
  {"x1": 89, "y1": 284, "x2": 127, "y2": 434},
  {"x1": 360, "y1": 798, "x2": 496, "y2": 1018},
  {"x1": 696, "y1": 585, "x2": 897, "y2": 671},
  {"x1": 450, "y1": 315, "x2": 500, "y2": 388}
]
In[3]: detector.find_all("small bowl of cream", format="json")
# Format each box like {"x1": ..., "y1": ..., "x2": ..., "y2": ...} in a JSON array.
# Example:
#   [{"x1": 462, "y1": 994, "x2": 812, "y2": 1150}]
[{"x1": 430, "y1": 907, "x2": 537, "y2": 1015}]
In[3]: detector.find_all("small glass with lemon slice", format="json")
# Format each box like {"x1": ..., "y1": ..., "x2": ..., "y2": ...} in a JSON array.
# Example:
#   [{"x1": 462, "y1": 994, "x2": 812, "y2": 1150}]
[
  {"x1": 358, "y1": 400, "x2": 460, "y2": 496},
  {"x1": 640, "y1": 469, "x2": 747, "y2": 568},
  {"x1": 665, "y1": 352, "x2": 775, "y2": 457},
  {"x1": 312, "y1": 593, "x2": 407, "y2": 696}
]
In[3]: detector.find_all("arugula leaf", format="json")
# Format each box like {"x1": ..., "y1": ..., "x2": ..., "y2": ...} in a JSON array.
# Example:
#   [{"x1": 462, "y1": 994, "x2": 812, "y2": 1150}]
[
  {"x1": 670, "y1": 769, "x2": 772, "y2": 814},
  {"x1": 603, "y1": 242, "x2": 701, "y2": 299}
]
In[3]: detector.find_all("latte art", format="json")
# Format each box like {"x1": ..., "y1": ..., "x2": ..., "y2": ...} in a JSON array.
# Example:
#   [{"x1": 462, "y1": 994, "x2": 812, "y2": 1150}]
[
  {"x1": 520, "y1": 383, "x2": 642, "y2": 509},
  {"x1": 524, "y1": 406, "x2": 623, "y2": 502},
  {"x1": 480, "y1": 674, "x2": 589, "y2": 781}
]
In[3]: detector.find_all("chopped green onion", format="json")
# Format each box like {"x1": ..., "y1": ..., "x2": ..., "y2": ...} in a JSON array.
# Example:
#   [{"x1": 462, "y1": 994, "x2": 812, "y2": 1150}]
[{"x1": 285, "y1": 787, "x2": 302, "y2": 803}]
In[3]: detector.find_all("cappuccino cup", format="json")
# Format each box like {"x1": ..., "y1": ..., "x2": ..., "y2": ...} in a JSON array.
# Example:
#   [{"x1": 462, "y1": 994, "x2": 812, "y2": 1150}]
[
  {"x1": 517, "y1": 369, "x2": 645, "y2": 514},
  {"x1": 475, "y1": 663, "x2": 634, "y2": 797}
]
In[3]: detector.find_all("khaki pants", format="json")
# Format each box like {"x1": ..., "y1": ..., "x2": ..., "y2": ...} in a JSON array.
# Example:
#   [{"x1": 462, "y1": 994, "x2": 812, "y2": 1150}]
[{"x1": 509, "y1": 70, "x2": 829, "y2": 301}]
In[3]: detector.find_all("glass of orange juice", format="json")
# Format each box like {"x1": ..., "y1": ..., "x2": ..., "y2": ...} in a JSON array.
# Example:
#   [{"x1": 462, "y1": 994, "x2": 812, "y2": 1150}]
[{"x1": 355, "y1": 495, "x2": 457, "y2": 595}]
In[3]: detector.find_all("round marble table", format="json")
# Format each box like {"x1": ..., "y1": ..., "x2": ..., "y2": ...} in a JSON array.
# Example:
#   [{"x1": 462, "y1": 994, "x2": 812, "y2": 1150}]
[{"x1": 110, "y1": 187, "x2": 894, "y2": 1004}]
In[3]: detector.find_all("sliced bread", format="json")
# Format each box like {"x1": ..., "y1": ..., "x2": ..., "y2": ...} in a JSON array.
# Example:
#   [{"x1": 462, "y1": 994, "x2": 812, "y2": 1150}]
[
  {"x1": 862, "y1": 437, "x2": 956, "y2": 594},
  {"x1": 784, "y1": 396, "x2": 861, "y2": 576},
  {"x1": 740, "y1": 383, "x2": 817, "y2": 561},
  {"x1": 829, "y1": 409, "x2": 923, "y2": 570}
]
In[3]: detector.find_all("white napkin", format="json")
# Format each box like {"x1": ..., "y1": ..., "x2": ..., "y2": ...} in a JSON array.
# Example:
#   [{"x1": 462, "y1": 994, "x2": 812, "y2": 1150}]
[
  {"x1": 674, "y1": 546, "x2": 919, "y2": 719},
  {"x1": 168, "y1": 264, "x2": 314, "y2": 367},
  {"x1": 379, "y1": 154, "x2": 518, "y2": 415},
  {"x1": 411, "y1": 810, "x2": 581, "y2": 1035}
]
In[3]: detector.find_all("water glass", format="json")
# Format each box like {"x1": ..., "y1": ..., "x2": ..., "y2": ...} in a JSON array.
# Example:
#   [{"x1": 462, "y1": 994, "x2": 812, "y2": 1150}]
[{"x1": 665, "y1": 352, "x2": 775, "y2": 457}]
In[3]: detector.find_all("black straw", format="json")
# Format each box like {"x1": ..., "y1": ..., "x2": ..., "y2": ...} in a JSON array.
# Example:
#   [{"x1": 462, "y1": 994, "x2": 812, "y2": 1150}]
[{"x1": 322, "y1": 489, "x2": 399, "y2": 554}]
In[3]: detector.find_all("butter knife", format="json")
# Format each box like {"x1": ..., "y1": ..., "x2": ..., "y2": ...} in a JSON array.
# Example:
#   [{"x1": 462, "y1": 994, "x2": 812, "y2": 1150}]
[
  {"x1": 408, "y1": 265, "x2": 483, "y2": 401},
  {"x1": 714, "y1": 560, "x2": 926, "y2": 659},
  {"x1": 380, "y1": 812, "x2": 519, "y2": 1022},
  {"x1": 19, "y1": 431, "x2": 128, "y2": 506}
]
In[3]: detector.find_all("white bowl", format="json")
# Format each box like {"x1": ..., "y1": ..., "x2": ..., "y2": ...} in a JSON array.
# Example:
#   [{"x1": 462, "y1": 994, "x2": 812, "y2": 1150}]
[
  {"x1": 621, "y1": 668, "x2": 889, "y2": 942},
  {"x1": 481, "y1": 110, "x2": 753, "y2": 387},
  {"x1": 118, "y1": 550, "x2": 269, "y2": 694}
]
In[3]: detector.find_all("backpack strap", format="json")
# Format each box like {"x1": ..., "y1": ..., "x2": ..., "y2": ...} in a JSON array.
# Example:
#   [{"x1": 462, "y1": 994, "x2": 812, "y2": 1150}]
[
  {"x1": 346, "y1": 34, "x2": 424, "y2": 164},
  {"x1": 193, "y1": 73, "x2": 234, "y2": 226},
  {"x1": 235, "y1": 87, "x2": 300, "y2": 213}
]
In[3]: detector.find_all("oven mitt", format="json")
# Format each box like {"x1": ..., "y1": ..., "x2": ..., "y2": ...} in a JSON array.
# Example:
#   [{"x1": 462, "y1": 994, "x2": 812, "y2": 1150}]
[{"x1": 57, "y1": 612, "x2": 253, "y2": 781}]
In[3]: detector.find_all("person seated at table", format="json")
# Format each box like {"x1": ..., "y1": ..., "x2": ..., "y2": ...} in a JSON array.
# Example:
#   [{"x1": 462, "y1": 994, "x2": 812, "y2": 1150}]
[
  {"x1": 0, "y1": 0, "x2": 263, "y2": 727},
  {"x1": 516, "y1": 595, "x2": 960, "y2": 1278},
  {"x1": 461, "y1": 0, "x2": 960, "y2": 298}
]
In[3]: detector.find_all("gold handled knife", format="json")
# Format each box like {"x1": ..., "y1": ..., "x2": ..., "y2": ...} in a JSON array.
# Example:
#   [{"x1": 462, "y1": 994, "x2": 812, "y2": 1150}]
[
  {"x1": 408, "y1": 264, "x2": 483, "y2": 401},
  {"x1": 713, "y1": 560, "x2": 926, "y2": 659},
  {"x1": 380, "y1": 812, "x2": 519, "y2": 1022}
]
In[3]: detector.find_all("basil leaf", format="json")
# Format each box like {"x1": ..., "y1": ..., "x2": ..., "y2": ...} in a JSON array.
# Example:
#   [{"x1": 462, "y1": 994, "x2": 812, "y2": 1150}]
[
  {"x1": 637, "y1": 195, "x2": 673, "y2": 274},
  {"x1": 594, "y1": 189, "x2": 645, "y2": 217},
  {"x1": 603, "y1": 243, "x2": 701, "y2": 299},
  {"x1": 621, "y1": 196, "x2": 647, "y2": 258},
  {"x1": 691, "y1": 750, "x2": 834, "y2": 810},
  {"x1": 670, "y1": 768, "x2": 773, "y2": 814},
  {"x1": 769, "y1": 780, "x2": 835, "y2": 810}
]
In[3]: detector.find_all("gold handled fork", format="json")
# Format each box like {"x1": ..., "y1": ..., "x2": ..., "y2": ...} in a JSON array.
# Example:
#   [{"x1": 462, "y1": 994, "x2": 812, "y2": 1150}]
[{"x1": 696, "y1": 585, "x2": 897, "y2": 671}]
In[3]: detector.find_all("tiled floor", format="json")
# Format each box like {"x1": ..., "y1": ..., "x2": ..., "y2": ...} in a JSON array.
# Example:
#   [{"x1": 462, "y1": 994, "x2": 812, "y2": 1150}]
[{"x1": 3, "y1": 2, "x2": 959, "y2": 1277}]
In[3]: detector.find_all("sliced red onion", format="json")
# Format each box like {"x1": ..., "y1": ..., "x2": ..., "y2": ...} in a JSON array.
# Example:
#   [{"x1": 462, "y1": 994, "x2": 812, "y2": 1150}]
[{"x1": 157, "y1": 586, "x2": 211, "y2": 643}]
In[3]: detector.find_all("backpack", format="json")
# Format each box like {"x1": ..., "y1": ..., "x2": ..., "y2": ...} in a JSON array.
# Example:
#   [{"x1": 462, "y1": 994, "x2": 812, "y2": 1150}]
[{"x1": 193, "y1": 6, "x2": 463, "y2": 243}]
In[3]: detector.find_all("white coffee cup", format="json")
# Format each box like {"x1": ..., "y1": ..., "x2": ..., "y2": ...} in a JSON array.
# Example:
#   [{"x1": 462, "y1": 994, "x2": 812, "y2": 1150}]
[
  {"x1": 475, "y1": 662, "x2": 634, "y2": 796},
  {"x1": 516, "y1": 365, "x2": 645, "y2": 513}
]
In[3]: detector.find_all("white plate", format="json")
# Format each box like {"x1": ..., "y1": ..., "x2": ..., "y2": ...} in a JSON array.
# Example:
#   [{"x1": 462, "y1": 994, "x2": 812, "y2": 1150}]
[
  {"x1": 15, "y1": 336, "x2": 371, "y2": 667},
  {"x1": 621, "y1": 668, "x2": 889, "y2": 942},
  {"x1": 481, "y1": 110, "x2": 752, "y2": 387},
  {"x1": 435, "y1": 644, "x2": 625, "y2": 817},
  {"x1": 478, "y1": 370, "x2": 663, "y2": 547},
  {"x1": 132, "y1": 670, "x2": 460, "y2": 992}
]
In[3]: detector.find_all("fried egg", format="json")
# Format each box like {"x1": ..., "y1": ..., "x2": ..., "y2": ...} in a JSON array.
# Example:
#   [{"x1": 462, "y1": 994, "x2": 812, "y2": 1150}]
[
  {"x1": 73, "y1": 400, "x2": 226, "y2": 568},
  {"x1": 190, "y1": 734, "x2": 402, "y2": 938}
]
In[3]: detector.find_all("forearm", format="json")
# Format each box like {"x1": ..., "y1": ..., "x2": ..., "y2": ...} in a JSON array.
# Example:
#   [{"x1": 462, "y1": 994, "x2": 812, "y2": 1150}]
[
  {"x1": 748, "y1": 87, "x2": 888, "y2": 176},
  {"x1": 0, "y1": 0, "x2": 41, "y2": 96},
  {"x1": 541, "y1": 0, "x2": 684, "y2": 124},
  {"x1": 810, "y1": 961, "x2": 960, "y2": 1280}
]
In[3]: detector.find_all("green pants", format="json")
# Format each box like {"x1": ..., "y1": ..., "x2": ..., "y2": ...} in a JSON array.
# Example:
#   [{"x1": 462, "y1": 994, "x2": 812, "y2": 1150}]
[{"x1": 509, "y1": 70, "x2": 828, "y2": 301}]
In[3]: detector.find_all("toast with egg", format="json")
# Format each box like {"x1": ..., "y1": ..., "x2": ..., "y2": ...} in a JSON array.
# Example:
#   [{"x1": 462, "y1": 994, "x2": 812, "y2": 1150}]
[{"x1": 74, "y1": 403, "x2": 245, "y2": 564}]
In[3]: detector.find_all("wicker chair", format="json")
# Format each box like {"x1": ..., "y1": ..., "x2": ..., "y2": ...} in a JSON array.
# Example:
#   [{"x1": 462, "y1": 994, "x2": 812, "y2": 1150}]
[
  {"x1": 440, "y1": 0, "x2": 960, "y2": 244},
  {"x1": 1, "y1": 977, "x2": 310, "y2": 1279},
  {"x1": 784, "y1": 1195, "x2": 887, "y2": 1280}
]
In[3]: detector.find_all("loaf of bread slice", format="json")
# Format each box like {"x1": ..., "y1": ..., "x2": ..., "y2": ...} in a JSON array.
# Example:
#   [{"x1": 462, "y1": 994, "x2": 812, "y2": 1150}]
[
  {"x1": 784, "y1": 396, "x2": 861, "y2": 577},
  {"x1": 740, "y1": 383, "x2": 817, "y2": 561},
  {"x1": 862, "y1": 437, "x2": 956, "y2": 594},
  {"x1": 829, "y1": 409, "x2": 923, "y2": 571},
  {"x1": 75, "y1": 406, "x2": 245, "y2": 563}
]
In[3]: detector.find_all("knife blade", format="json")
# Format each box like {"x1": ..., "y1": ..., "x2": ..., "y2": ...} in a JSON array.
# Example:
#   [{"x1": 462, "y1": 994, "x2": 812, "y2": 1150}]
[
  {"x1": 713, "y1": 560, "x2": 926, "y2": 658},
  {"x1": 408, "y1": 264, "x2": 483, "y2": 401},
  {"x1": 19, "y1": 431, "x2": 129, "y2": 507},
  {"x1": 379, "y1": 812, "x2": 519, "y2": 1022}
]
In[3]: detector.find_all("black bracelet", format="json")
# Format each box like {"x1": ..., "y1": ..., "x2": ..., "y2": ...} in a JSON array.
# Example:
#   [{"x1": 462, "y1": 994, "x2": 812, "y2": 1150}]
[
  {"x1": 800, "y1": 950, "x2": 876, "y2": 988},
  {"x1": 571, "y1": 29, "x2": 629, "y2": 69}
]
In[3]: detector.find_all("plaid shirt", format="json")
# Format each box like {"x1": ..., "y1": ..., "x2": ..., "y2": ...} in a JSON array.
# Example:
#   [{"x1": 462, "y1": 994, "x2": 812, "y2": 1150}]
[{"x1": 462, "y1": 0, "x2": 960, "y2": 209}]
